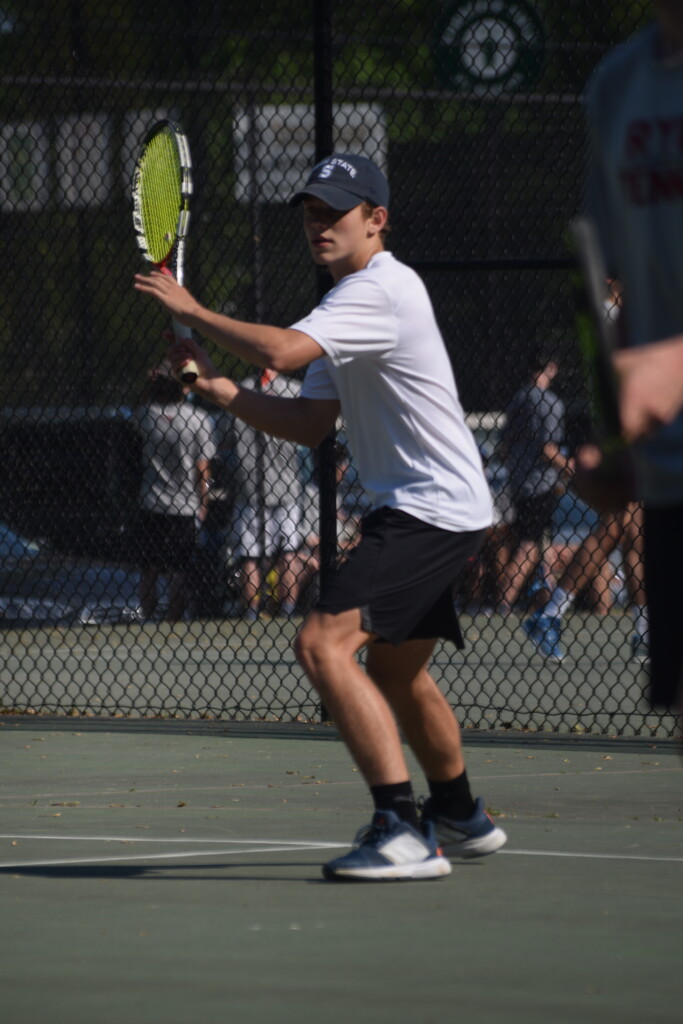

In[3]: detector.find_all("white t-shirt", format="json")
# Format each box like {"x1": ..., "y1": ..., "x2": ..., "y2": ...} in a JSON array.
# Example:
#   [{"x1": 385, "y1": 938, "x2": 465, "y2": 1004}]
[
  {"x1": 132, "y1": 401, "x2": 217, "y2": 518},
  {"x1": 292, "y1": 251, "x2": 492, "y2": 532}
]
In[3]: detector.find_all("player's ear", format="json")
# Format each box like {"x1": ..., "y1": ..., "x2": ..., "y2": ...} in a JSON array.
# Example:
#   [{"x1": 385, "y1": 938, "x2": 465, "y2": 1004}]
[{"x1": 368, "y1": 205, "x2": 388, "y2": 236}]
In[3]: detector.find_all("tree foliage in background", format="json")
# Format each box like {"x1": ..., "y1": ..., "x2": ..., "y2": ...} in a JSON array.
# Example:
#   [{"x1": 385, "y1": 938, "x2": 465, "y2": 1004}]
[{"x1": 0, "y1": 1, "x2": 651, "y2": 409}]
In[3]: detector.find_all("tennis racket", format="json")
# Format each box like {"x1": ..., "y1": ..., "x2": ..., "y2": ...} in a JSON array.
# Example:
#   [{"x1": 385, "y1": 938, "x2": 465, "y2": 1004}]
[
  {"x1": 569, "y1": 215, "x2": 622, "y2": 452},
  {"x1": 569, "y1": 215, "x2": 637, "y2": 508},
  {"x1": 132, "y1": 119, "x2": 198, "y2": 383}
]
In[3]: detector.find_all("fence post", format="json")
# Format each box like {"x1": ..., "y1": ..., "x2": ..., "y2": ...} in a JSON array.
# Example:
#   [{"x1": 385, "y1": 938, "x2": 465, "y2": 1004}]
[{"x1": 313, "y1": 0, "x2": 336, "y2": 723}]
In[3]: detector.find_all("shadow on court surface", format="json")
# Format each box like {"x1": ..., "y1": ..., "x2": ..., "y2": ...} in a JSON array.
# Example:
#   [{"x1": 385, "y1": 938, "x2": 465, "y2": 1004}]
[{"x1": 1, "y1": 715, "x2": 682, "y2": 1024}]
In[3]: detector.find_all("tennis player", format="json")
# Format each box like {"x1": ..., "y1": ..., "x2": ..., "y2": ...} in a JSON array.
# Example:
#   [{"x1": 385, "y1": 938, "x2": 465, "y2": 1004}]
[
  {"x1": 134, "y1": 153, "x2": 507, "y2": 881},
  {"x1": 581, "y1": 0, "x2": 683, "y2": 716}
]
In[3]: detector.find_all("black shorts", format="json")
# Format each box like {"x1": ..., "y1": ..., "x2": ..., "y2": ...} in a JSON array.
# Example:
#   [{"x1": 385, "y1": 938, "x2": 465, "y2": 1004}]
[
  {"x1": 644, "y1": 504, "x2": 683, "y2": 710},
  {"x1": 315, "y1": 506, "x2": 486, "y2": 647},
  {"x1": 136, "y1": 511, "x2": 197, "y2": 572},
  {"x1": 514, "y1": 491, "x2": 557, "y2": 544}
]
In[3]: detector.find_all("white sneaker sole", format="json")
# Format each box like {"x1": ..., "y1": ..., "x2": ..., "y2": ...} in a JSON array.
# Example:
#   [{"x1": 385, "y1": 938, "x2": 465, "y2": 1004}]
[
  {"x1": 437, "y1": 825, "x2": 508, "y2": 859},
  {"x1": 323, "y1": 856, "x2": 452, "y2": 881}
]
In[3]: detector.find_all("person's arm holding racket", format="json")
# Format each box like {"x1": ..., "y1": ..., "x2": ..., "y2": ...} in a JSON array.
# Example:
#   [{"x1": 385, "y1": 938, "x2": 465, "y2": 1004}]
[
  {"x1": 134, "y1": 270, "x2": 322, "y2": 373},
  {"x1": 161, "y1": 329, "x2": 339, "y2": 449}
]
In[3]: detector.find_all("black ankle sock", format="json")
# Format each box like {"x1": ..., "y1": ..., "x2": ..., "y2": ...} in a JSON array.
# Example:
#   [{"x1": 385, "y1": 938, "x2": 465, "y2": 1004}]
[
  {"x1": 369, "y1": 781, "x2": 420, "y2": 830},
  {"x1": 427, "y1": 771, "x2": 476, "y2": 820}
]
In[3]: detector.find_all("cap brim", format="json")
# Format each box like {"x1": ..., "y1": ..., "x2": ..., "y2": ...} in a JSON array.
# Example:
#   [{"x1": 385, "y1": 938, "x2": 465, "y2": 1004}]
[{"x1": 289, "y1": 183, "x2": 363, "y2": 210}]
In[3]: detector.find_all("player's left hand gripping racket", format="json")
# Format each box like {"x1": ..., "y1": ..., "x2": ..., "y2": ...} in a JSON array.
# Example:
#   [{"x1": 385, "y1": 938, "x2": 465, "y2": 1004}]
[{"x1": 132, "y1": 119, "x2": 198, "y2": 383}]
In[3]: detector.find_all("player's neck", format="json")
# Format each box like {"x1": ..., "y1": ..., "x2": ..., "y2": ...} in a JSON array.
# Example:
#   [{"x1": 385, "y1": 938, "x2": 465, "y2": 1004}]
[{"x1": 329, "y1": 240, "x2": 385, "y2": 284}]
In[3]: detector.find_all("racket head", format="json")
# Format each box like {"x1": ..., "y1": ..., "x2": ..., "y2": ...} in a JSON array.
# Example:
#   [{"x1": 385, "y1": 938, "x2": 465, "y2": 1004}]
[
  {"x1": 132, "y1": 119, "x2": 192, "y2": 275},
  {"x1": 569, "y1": 215, "x2": 622, "y2": 451}
]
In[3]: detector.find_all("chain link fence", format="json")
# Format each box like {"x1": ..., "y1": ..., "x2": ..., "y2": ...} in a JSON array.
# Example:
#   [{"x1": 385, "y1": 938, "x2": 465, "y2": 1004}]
[{"x1": 0, "y1": 1, "x2": 673, "y2": 735}]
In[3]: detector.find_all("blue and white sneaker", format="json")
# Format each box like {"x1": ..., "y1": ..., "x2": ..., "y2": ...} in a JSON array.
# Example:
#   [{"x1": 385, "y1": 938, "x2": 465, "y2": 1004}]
[
  {"x1": 522, "y1": 610, "x2": 564, "y2": 661},
  {"x1": 421, "y1": 797, "x2": 507, "y2": 859},
  {"x1": 322, "y1": 810, "x2": 452, "y2": 882}
]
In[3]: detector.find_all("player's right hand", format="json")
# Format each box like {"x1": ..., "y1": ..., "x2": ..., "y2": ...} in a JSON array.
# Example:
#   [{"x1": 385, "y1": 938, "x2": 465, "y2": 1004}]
[{"x1": 165, "y1": 334, "x2": 218, "y2": 389}]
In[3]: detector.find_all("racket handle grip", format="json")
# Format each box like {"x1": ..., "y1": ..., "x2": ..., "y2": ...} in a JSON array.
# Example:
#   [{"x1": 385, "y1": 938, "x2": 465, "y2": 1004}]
[{"x1": 172, "y1": 318, "x2": 199, "y2": 384}]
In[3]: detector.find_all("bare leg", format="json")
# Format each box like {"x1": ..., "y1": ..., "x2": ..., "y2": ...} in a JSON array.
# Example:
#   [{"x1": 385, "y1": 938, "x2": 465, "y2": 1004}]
[
  {"x1": 502, "y1": 539, "x2": 540, "y2": 608},
  {"x1": 294, "y1": 608, "x2": 410, "y2": 785},
  {"x1": 557, "y1": 513, "x2": 621, "y2": 595},
  {"x1": 366, "y1": 639, "x2": 465, "y2": 781},
  {"x1": 241, "y1": 558, "x2": 261, "y2": 612},
  {"x1": 622, "y1": 503, "x2": 646, "y2": 606},
  {"x1": 277, "y1": 551, "x2": 300, "y2": 610}
]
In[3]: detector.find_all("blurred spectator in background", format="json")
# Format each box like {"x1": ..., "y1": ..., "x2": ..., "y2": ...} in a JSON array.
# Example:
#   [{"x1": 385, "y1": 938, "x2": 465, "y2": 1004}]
[
  {"x1": 542, "y1": 491, "x2": 613, "y2": 615},
  {"x1": 498, "y1": 349, "x2": 573, "y2": 612},
  {"x1": 228, "y1": 368, "x2": 304, "y2": 620},
  {"x1": 524, "y1": 502, "x2": 647, "y2": 662},
  {"x1": 296, "y1": 439, "x2": 366, "y2": 613},
  {"x1": 459, "y1": 439, "x2": 516, "y2": 613},
  {"x1": 132, "y1": 363, "x2": 217, "y2": 621}
]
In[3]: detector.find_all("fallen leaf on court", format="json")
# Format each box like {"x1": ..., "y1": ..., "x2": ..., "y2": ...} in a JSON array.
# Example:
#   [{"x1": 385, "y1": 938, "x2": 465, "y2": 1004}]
[{"x1": 177, "y1": 801, "x2": 186, "y2": 807}]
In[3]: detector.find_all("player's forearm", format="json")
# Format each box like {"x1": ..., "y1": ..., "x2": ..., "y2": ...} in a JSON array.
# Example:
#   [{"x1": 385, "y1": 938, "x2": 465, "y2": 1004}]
[
  {"x1": 185, "y1": 306, "x2": 316, "y2": 372},
  {"x1": 185, "y1": 306, "x2": 287, "y2": 364},
  {"x1": 134, "y1": 271, "x2": 315, "y2": 371},
  {"x1": 198, "y1": 377, "x2": 336, "y2": 447}
]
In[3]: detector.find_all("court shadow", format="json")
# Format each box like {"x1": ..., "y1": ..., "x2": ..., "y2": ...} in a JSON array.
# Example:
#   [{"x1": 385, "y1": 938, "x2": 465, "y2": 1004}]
[{"x1": 0, "y1": 860, "x2": 324, "y2": 882}]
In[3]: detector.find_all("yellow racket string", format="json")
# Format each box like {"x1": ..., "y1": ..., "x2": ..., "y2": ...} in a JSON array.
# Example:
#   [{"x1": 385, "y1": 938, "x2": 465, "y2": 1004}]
[{"x1": 138, "y1": 127, "x2": 182, "y2": 264}]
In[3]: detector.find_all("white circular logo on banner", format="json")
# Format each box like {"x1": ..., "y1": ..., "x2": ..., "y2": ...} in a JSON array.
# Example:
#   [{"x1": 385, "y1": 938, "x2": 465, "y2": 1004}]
[{"x1": 434, "y1": 0, "x2": 545, "y2": 94}]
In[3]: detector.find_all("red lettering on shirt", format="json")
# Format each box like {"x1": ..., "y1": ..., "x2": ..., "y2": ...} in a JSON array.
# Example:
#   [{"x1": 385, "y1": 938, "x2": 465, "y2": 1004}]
[{"x1": 625, "y1": 120, "x2": 652, "y2": 158}]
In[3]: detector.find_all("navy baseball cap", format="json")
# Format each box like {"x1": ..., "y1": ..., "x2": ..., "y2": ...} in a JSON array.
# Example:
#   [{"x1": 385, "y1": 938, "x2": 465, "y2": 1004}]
[{"x1": 289, "y1": 153, "x2": 389, "y2": 210}]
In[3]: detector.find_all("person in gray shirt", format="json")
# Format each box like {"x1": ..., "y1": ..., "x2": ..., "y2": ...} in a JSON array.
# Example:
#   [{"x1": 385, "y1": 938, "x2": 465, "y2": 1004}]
[
  {"x1": 132, "y1": 364, "x2": 216, "y2": 620},
  {"x1": 499, "y1": 349, "x2": 573, "y2": 620}
]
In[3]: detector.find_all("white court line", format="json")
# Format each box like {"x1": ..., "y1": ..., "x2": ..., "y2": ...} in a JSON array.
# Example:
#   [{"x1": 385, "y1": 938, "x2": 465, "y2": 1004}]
[
  {"x1": 0, "y1": 833, "x2": 342, "y2": 846},
  {"x1": 0, "y1": 846, "x2": 343, "y2": 870},
  {"x1": 500, "y1": 848, "x2": 683, "y2": 864},
  {"x1": 0, "y1": 834, "x2": 681, "y2": 869},
  {"x1": 0, "y1": 835, "x2": 346, "y2": 870}
]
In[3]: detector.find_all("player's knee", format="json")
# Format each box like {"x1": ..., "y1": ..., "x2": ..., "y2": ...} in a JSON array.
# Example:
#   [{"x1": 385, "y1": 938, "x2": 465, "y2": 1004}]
[{"x1": 293, "y1": 620, "x2": 323, "y2": 673}]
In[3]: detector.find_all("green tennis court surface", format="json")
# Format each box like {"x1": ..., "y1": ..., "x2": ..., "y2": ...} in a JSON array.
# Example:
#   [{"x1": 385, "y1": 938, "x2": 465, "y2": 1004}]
[{"x1": 1, "y1": 716, "x2": 681, "y2": 1024}]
